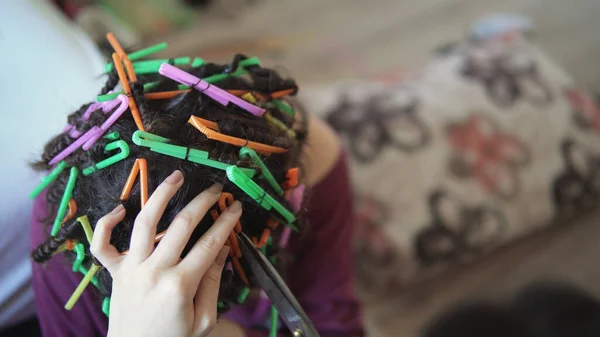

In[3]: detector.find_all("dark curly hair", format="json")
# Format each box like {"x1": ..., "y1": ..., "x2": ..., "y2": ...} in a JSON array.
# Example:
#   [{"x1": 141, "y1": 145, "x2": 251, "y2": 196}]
[{"x1": 30, "y1": 53, "x2": 307, "y2": 313}]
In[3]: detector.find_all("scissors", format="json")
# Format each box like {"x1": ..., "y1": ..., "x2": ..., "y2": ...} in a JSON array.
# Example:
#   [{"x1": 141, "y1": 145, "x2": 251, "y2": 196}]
[{"x1": 237, "y1": 232, "x2": 321, "y2": 337}]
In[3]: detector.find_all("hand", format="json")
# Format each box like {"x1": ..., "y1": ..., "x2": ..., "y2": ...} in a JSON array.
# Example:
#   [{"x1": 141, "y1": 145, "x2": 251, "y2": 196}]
[{"x1": 91, "y1": 170, "x2": 242, "y2": 337}]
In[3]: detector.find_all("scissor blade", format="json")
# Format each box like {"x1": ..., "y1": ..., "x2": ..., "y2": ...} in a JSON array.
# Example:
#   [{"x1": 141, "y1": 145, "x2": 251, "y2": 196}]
[{"x1": 237, "y1": 232, "x2": 320, "y2": 337}]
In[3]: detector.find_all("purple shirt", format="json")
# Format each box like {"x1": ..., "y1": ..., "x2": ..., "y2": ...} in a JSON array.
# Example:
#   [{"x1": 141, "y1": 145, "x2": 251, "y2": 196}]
[{"x1": 31, "y1": 153, "x2": 364, "y2": 337}]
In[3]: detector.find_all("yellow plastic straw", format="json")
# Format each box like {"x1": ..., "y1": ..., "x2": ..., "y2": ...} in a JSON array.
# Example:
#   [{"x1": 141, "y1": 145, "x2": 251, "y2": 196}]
[
  {"x1": 65, "y1": 264, "x2": 101, "y2": 310},
  {"x1": 77, "y1": 215, "x2": 94, "y2": 244}
]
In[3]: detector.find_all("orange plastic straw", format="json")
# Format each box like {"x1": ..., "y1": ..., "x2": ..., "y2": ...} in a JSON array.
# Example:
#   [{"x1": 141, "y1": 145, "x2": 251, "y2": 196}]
[
  {"x1": 154, "y1": 230, "x2": 166, "y2": 243},
  {"x1": 188, "y1": 116, "x2": 287, "y2": 155},
  {"x1": 212, "y1": 208, "x2": 241, "y2": 258},
  {"x1": 111, "y1": 53, "x2": 145, "y2": 131},
  {"x1": 210, "y1": 209, "x2": 220, "y2": 221},
  {"x1": 120, "y1": 160, "x2": 140, "y2": 201},
  {"x1": 62, "y1": 199, "x2": 78, "y2": 224},
  {"x1": 212, "y1": 209, "x2": 246, "y2": 283},
  {"x1": 106, "y1": 33, "x2": 137, "y2": 81},
  {"x1": 282, "y1": 167, "x2": 299, "y2": 190},
  {"x1": 138, "y1": 159, "x2": 148, "y2": 207},
  {"x1": 119, "y1": 159, "x2": 148, "y2": 208},
  {"x1": 122, "y1": 230, "x2": 166, "y2": 255},
  {"x1": 266, "y1": 217, "x2": 279, "y2": 231},
  {"x1": 229, "y1": 231, "x2": 242, "y2": 258},
  {"x1": 253, "y1": 88, "x2": 296, "y2": 101},
  {"x1": 145, "y1": 90, "x2": 190, "y2": 100},
  {"x1": 218, "y1": 193, "x2": 242, "y2": 233},
  {"x1": 232, "y1": 256, "x2": 249, "y2": 285},
  {"x1": 192, "y1": 117, "x2": 219, "y2": 130},
  {"x1": 106, "y1": 33, "x2": 128, "y2": 63},
  {"x1": 225, "y1": 238, "x2": 235, "y2": 257},
  {"x1": 55, "y1": 199, "x2": 79, "y2": 252},
  {"x1": 255, "y1": 228, "x2": 271, "y2": 248}
]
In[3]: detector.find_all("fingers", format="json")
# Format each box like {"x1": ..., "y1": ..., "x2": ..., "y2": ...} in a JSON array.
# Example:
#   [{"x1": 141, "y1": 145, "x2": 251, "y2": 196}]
[
  {"x1": 179, "y1": 201, "x2": 241, "y2": 284},
  {"x1": 91, "y1": 205, "x2": 126, "y2": 272},
  {"x1": 192, "y1": 246, "x2": 229, "y2": 336},
  {"x1": 149, "y1": 184, "x2": 222, "y2": 266},
  {"x1": 128, "y1": 170, "x2": 184, "y2": 262}
]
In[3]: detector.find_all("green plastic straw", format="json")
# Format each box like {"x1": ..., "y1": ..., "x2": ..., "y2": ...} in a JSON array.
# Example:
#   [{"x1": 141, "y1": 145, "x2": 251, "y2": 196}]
[{"x1": 104, "y1": 42, "x2": 168, "y2": 72}]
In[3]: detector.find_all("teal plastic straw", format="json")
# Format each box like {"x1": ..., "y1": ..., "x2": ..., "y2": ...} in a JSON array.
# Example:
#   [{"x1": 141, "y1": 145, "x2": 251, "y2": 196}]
[
  {"x1": 226, "y1": 166, "x2": 297, "y2": 227},
  {"x1": 98, "y1": 81, "x2": 165, "y2": 102},
  {"x1": 237, "y1": 287, "x2": 250, "y2": 304},
  {"x1": 102, "y1": 298, "x2": 111, "y2": 316},
  {"x1": 131, "y1": 57, "x2": 191, "y2": 74},
  {"x1": 51, "y1": 167, "x2": 79, "y2": 236},
  {"x1": 30, "y1": 161, "x2": 67, "y2": 199},
  {"x1": 191, "y1": 57, "x2": 205, "y2": 67},
  {"x1": 104, "y1": 42, "x2": 168, "y2": 72},
  {"x1": 261, "y1": 243, "x2": 267, "y2": 256},
  {"x1": 133, "y1": 131, "x2": 256, "y2": 178},
  {"x1": 82, "y1": 140, "x2": 130, "y2": 176},
  {"x1": 270, "y1": 306, "x2": 278, "y2": 337},
  {"x1": 272, "y1": 99, "x2": 295, "y2": 116},
  {"x1": 104, "y1": 132, "x2": 120, "y2": 141},
  {"x1": 72, "y1": 243, "x2": 85, "y2": 272},
  {"x1": 239, "y1": 147, "x2": 283, "y2": 196},
  {"x1": 98, "y1": 57, "x2": 261, "y2": 102}
]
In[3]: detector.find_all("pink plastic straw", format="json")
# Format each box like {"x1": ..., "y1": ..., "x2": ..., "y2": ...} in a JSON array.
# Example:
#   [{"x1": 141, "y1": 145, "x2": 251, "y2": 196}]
[
  {"x1": 158, "y1": 63, "x2": 265, "y2": 117},
  {"x1": 64, "y1": 98, "x2": 122, "y2": 138},
  {"x1": 49, "y1": 126, "x2": 101, "y2": 165},
  {"x1": 279, "y1": 227, "x2": 292, "y2": 248},
  {"x1": 82, "y1": 95, "x2": 128, "y2": 150},
  {"x1": 49, "y1": 95, "x2": 129, "y2": 164},
  {"x1": 279, "y1": 184, "x2": 305, "y2": 248},
  {"x1": 288, "y1": 184, "x2": 305, "y2": 212}
]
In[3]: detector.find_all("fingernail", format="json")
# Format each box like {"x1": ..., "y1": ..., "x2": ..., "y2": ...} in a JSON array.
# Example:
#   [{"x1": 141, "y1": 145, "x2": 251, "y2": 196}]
[
  {"x1": 165, "y1": 170, "x2": 183, "y2": 184},
  {"x1": 110, "y1": 204, "x2": 124, "y2": 214},
  {"x1": 216, "y1": 246, "x2": 230, "y2": 266},
  {"x1": 227, "y1": 201, "x2": 242, "y2": 212},
  {"x1": 208, "y1": 183, "x2": 222, "y2": 194}
]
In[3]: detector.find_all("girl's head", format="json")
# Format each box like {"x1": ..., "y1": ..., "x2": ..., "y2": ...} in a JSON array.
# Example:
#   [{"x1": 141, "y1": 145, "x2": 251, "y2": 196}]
[{"x1": 31, "y1": 47, "x2": 307, "y2": 313}]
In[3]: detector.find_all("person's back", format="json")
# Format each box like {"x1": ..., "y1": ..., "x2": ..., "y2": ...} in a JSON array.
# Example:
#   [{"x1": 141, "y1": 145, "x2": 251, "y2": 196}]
[{"x1": 27, "y1": 28, "x2": 363, "y2": 336}]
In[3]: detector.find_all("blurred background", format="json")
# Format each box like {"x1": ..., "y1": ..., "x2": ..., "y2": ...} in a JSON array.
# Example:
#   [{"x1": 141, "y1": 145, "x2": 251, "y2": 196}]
[
  {"x1": 56, "y1": 0, "x2": 600, "y2": 86},
  {"x1": 4, "y1": 0, "x2": 600, "y2": 336}
]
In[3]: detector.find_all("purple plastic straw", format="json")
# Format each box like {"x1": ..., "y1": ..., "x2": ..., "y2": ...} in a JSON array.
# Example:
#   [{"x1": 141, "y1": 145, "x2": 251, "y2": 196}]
[
  {"x1": 279, "y1": 184, "x2": 305, "y2": 248},
  {"x1": 49, "y1": 95, "x2": 129, "y2": 165},
  {"x1": 158, "y1": 63, "x2": 266, "y2": 117},
  {"x1": 279, "y1": 227, "x2": 292, "y2": 248},
  {"x1": 64, "y1": 97, "x2": 122, "y2": 139},
  {"x1": 248, "y1": 291, "x2": 272, "y2": 323},
  {"x1": 82, "y1": 95, "x2": 128, "y2": 150},
  {"x1": 49, "y1": 126, "x2": 101, "y2": 165}
]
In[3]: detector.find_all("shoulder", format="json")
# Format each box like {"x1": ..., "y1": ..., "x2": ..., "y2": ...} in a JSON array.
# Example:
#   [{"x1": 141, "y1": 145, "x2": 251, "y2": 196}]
[{"x1": 301, "y1": 114, "x2": 342, "y2": 187}]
